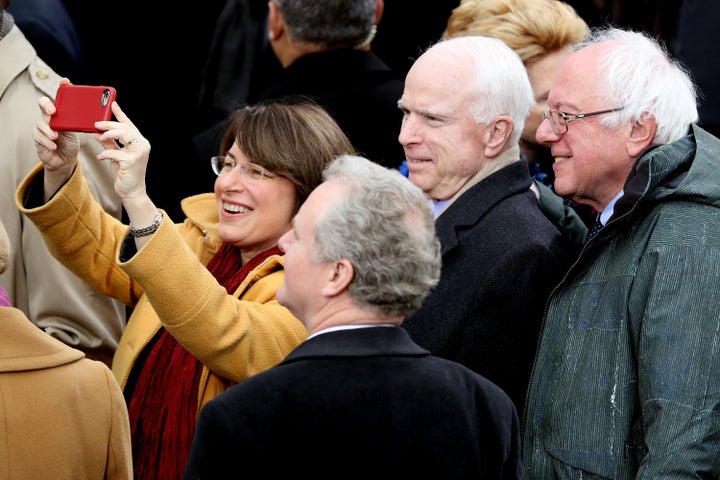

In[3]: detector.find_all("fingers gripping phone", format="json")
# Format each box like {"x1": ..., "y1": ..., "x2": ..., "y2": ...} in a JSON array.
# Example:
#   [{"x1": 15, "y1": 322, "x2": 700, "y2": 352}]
[{"x1": 49, "y1": 84, "x2": 117, "y2": 133}]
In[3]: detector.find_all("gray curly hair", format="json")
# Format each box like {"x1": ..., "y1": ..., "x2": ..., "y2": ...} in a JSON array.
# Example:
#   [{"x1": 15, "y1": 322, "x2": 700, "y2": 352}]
[{"x1": 311, "y1": 155, "x2": 441, "y2": 318}]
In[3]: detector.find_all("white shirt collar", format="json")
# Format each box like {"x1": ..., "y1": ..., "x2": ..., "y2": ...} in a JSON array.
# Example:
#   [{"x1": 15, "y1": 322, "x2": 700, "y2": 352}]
[
  {"x1": 307, "y1": 324, "x2": 395, "y2": 340},
  {"x1": 599, "y1": 189, "x2": 624, "y2": 225}
]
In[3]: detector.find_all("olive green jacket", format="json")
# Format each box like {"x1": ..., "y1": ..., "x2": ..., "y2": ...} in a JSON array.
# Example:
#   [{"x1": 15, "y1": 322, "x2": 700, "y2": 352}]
[{"x1": 523, "y1": 125, "x2": 720, "y2": 478}]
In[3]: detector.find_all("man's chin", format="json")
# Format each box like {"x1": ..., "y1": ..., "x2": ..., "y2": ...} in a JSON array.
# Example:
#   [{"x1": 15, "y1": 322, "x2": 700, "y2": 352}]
[{"x1": 551, "y1": 179, "x2": 573, "y2": 198}]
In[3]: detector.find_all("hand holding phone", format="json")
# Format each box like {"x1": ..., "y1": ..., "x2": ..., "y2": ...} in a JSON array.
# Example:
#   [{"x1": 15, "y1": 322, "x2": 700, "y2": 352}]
[{"x1": 49, "y1": 84, "x2": 117, "y2": 133}]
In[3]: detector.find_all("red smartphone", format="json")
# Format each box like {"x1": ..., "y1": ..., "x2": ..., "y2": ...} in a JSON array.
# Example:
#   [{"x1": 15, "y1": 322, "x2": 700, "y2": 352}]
[{"x1": 49, "y1": 84, "x2": 117, "y2": 133}]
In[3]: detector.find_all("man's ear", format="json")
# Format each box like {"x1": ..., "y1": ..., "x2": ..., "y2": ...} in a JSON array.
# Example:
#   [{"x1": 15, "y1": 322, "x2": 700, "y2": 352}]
[
  {"x1": 484, "y1": 116, "x2": 514, "y2": 157},
  {"x1": 627, "y1": 114, "x2": 658, "y2": 157},
  {"x1": 375, "y1": 0, "x2": 384, "y2": 25},
  {"x1": 321, "y1": 259, "x2": 354, "y2": 298},
  {"x1": 267, "y1": 2, "x2": 282, "y2": 41}
]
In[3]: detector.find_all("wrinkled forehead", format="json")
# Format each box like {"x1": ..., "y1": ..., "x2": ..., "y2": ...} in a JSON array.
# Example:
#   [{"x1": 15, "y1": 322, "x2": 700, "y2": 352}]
[{"x1": 549, "y1": 45, "x2": 604, "y2": 108}]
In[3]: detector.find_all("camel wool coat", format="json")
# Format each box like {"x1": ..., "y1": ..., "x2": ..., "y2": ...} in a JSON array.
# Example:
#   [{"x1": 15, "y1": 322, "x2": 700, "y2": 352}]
[
  {"x1": 0, "y1": 306, "x2": 132, "y2": 479},
  {"x1": 16, "y1": 162, "x2": 307, "y2": 415}
]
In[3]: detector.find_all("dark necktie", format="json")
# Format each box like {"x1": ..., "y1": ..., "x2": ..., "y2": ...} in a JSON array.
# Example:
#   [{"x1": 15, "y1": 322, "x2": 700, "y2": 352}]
[{"x1": 586, "y1": 216, "x2": 603, "y2": 241}]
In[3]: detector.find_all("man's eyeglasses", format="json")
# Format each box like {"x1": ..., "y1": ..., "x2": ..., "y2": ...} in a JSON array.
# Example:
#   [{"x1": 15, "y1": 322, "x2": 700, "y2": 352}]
[
  {"x1": 210, "y1": 156, "x2": 276, "y2": 182},
  {"x1": 541, "y1": 107, "x2": 624, "y2": 136}
]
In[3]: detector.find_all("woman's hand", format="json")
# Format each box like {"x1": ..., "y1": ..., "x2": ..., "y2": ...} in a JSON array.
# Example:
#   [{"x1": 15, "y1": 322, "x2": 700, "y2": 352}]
[
  {"x1": 95, "y1": 101, "x2": 159, "y2": 248},
  {"x1": 94, "y1": 101, "x2": 151, "y2": 203},
  {"x1": 33, "y1": 86, "x2": 82, "y2": 200}
]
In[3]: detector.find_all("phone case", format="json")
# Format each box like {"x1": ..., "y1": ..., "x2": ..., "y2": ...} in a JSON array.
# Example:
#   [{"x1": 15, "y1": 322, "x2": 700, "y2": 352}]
[{"x1": 49, "y1": 85, "x2": 117, "y2": 133}]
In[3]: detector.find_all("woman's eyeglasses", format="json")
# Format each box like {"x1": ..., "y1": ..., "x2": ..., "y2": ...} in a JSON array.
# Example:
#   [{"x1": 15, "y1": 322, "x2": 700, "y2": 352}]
[{"x1": 210, "y1": 156, "x2": 276, "y2": 183}]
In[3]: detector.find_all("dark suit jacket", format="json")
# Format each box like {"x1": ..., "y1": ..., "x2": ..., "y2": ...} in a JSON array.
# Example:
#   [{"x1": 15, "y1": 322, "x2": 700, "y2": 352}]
[
  {"x1": 7, "y1": 0, "x2": 85, "y2": 80},
  {"x1": 183, "y1": 327, "x2": 524, "y2": 479},
  {"x1": 402, "y1": 160, "x2": 574, "y2": 412},
  {"x1": 193, "y1": 48, "x2": 406, "y2": 171}
]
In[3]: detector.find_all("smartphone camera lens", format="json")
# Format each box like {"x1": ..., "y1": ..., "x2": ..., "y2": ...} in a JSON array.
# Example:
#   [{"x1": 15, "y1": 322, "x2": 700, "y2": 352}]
[{"x1": 101, "y1": 89, "x2": 111, "y2": 106}]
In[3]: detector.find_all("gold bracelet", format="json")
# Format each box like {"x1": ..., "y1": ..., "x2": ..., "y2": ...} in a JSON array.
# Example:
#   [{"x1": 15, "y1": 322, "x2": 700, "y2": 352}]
[{"x1": 129, "y1": 212, "x2": 162, "y2": 237}]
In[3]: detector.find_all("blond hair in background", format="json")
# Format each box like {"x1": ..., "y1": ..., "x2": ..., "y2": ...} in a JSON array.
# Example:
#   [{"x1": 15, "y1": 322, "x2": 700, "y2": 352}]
[
  {"x1": 443, "y1": 0, "x2": 588, "y2": 63},
  {"x1": 441, "y1": 0, "x2": 593, "y2": 239}
]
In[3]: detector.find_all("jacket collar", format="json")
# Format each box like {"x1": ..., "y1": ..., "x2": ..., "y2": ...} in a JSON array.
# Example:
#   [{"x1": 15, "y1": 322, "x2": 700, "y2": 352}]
[
  {"x1": 282, "y1": 326, "x2": 428, "y2": 364},
  {"x1": 437, "y1": 145, "x2": 521, "y2": 213},
  {"x1": 284, "y1": 48, "x2": 394, "y2": 75},
  {"x1": 0, "y1": 307, "x2": 83, "y2": 372},
  {"x1": 615, "y1": 123, "x2": 720, "y2": 219},
  {"x1": 180, "y1": 192, "x2": 220, "y2": 239},
  {"x1": 0, "y1": 26, "x2": 32, "y2": 94},
  {"x1": 435, "y1": 152, "x2": 533, "y2": 251}
]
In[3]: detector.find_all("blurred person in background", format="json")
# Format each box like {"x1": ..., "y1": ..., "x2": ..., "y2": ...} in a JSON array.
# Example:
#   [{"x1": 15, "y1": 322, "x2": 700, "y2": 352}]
[
  {"x1": 0, "y1": 217, "x2": 132, "y2": 479},
  {"x1": 0, "y1": 0, "x2": 125, "y2": 367},
  {"x1": 193, "y1": 0, "x2": 406, "y2": 171}
]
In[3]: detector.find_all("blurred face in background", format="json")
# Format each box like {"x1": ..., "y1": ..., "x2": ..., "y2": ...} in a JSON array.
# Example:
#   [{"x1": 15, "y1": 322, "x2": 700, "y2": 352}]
[{"x1": 523, "y1": 46, "x2": 575, "y2": 150}]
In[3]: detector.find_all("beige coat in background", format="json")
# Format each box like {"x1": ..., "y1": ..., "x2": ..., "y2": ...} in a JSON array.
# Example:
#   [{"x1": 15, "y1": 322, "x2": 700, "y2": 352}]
[
  {"x1": 0, "y1": 306, "x2": 133, "y2": 479},
  {"x1": 0, "y1": 168, "x2": 131, "y2": 479},
  {"x1": 0, "y1": 24, "x2": 125, "y2": 367}
]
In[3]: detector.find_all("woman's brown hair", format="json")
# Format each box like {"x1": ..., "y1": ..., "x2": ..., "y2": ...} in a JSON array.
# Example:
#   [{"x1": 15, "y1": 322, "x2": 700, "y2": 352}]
[{"x1": 220, "y1": 97, "x2": 355, "y2": 211}]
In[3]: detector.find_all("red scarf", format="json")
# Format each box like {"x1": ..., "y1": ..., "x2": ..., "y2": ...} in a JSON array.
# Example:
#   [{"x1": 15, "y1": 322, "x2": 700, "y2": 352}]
[{"x1": 128, "y1": 242, "x2": 282, "y2": 480}]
